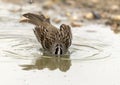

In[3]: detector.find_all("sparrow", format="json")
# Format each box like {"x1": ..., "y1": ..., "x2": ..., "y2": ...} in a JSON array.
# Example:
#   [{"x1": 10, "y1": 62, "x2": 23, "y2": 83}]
[{"x1": 20, "y1": 13, "x2": 72, "y2": 55}]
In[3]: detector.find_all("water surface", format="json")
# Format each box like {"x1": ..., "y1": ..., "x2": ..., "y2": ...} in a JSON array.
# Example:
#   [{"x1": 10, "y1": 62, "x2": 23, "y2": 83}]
[{"x1": 0, "y1": 2, "x2": 120, "y2": 85}]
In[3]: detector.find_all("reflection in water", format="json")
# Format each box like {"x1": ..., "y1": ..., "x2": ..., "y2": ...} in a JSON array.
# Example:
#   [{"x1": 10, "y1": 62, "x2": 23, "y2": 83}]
[
  {"x1": 0, "y1": 22, "x2": 112, "y2": 73},
  {"x1": 0, "y1": 29, "x2": 111, "y2": 73},
  {"x1": 20, "y1": 54, "x2": 71, "y2": 72}
]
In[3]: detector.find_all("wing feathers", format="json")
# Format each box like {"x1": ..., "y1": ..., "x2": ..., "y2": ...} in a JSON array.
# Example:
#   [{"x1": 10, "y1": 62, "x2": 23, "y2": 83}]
[{"x1": 60, "y1": 24, "x2": 72, "y2": 48}]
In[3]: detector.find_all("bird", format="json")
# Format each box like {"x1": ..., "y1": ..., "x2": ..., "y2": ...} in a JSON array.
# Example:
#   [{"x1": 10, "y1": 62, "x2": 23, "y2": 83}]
[{"x1": 20, "y1": 13, "x2": 72, "y2": 55}]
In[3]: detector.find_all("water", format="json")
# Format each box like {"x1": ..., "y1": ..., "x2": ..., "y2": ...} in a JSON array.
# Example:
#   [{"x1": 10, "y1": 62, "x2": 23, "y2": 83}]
[{"x1": 0, "y1": 2, "x2": 120, "y2": 85}]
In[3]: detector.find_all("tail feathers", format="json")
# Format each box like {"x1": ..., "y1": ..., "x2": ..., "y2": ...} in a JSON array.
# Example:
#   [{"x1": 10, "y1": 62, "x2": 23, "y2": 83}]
[{"x1": 20, "y1": 13, "x2": 50, "y2": 26}]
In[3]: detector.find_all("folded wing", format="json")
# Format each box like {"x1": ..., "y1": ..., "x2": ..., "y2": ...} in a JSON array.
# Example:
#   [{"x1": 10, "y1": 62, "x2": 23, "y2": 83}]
[{"x1": 60, "y1": 24, "x2": 72, "y2": 49}]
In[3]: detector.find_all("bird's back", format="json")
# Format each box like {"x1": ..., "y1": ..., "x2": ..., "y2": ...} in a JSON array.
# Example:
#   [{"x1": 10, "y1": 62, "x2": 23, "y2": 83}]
[{"x1": 20, "y1": 13, "x2": 72, "y2": 55}]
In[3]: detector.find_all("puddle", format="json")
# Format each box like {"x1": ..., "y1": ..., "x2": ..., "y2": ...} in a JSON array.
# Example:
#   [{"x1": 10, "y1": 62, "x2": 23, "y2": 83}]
[
  {"x1": 0, "y1": 24, "x2": 113, "y2": 69},
  {"x1": 0, "y1": 25, "x2": 112, "y2": 59}
]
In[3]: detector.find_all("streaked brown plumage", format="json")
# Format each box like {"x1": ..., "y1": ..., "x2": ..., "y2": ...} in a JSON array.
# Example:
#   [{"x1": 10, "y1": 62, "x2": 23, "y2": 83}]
[{"x1": 20, "y1": 13, "x2": 72, "y2": 55}]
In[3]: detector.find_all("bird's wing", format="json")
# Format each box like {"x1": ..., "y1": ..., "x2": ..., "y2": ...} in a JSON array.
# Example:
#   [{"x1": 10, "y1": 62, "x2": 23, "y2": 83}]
[
  {"x1": 33, "y1": 26, "x2": 57, "y2": 50},
  {"x1": 59, "y1": 24, "x2": 72, "y2": 48}
]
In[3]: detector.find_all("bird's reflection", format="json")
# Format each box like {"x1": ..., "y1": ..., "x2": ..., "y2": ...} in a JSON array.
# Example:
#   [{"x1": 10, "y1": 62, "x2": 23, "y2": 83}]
[{"x1": 20, "y1": 53, "x2": 71, "y2": 72}]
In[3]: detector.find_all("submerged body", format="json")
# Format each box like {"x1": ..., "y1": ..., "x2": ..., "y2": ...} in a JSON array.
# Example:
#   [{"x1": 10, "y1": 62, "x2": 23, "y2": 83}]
[{"x1": 20, "y1": 13, "x2": 72, "y2": 55}]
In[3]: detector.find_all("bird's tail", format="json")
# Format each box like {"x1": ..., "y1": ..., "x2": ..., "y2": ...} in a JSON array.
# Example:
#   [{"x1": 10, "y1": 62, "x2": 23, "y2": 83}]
[{"x1": 20, "y1": 13, "x2": 50, "y2": 26}]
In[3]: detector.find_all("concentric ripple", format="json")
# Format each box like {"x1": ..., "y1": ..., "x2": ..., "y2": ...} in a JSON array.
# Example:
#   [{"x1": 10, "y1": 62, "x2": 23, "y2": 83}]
[{"x1": 0, "y1": 24, "x2": 112, "y2": 61}]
